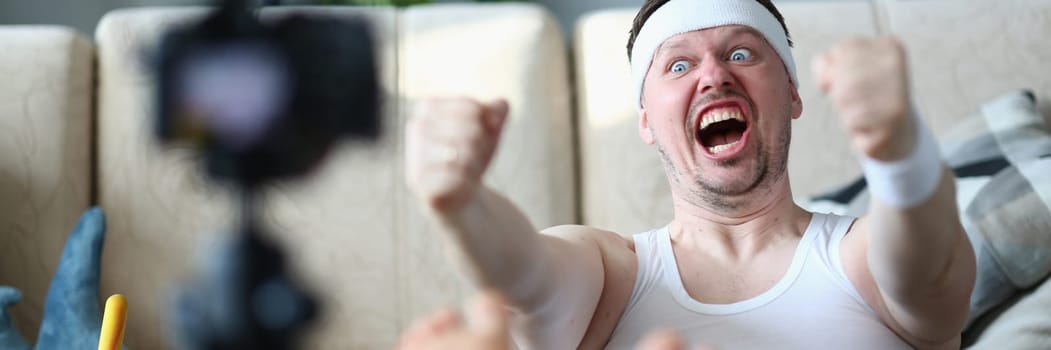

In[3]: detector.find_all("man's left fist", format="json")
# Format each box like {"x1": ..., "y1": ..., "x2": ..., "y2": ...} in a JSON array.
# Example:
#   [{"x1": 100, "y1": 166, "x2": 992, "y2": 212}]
[{"x1": 814, "y1": 37, "x2": 915, "y2": 162}]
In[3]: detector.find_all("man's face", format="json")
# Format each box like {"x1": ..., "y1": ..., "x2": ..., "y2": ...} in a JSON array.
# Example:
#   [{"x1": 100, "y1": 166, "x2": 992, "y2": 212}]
[{"x1": 638, "y1": 25, "x2": 802, "y2": 210}]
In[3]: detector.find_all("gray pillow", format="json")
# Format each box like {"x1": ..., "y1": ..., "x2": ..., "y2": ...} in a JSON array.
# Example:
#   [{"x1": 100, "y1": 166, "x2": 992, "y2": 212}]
[{"x1": 800, "y1": 89, "x2": 1051, "y2": 336}]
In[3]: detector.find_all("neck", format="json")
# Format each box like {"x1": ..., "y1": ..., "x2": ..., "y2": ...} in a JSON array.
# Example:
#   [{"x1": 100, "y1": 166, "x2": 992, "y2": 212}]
[{"x1": 667, "y1": 176, "x2": 809, "y2": 262}]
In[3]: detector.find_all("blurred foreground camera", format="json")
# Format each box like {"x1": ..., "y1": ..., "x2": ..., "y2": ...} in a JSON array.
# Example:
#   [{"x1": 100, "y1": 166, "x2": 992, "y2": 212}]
[
  {"x1": 153, "y1": 0, "x2": 381, "y2": 349},
  {"x1": 156, "y1": 0, "x2": 380, "y2": 186}
]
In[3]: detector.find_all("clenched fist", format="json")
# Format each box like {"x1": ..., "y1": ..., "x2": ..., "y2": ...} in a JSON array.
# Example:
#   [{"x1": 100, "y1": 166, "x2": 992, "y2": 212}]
[
  {"x1": 405, "y1": 97, "x2": 509, "y2": 213},
  {"x1": 813, "y1": 37, "x2": 916, "y2": 162}
]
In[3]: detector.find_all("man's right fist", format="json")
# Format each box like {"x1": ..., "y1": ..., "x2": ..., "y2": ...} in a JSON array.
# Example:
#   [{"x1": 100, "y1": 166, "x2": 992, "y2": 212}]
[{"x1": 405, "y1": 97, "x2": 509, "y2": 213}]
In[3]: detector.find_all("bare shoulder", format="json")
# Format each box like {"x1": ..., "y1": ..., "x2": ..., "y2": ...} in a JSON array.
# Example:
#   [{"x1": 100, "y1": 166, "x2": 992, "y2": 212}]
[
  {"x1": 541, "y1": 224, "x2": 634, "y2": 251},
  {"x1": 542, "y1": 225, "x2": 639, "y2": 349}
]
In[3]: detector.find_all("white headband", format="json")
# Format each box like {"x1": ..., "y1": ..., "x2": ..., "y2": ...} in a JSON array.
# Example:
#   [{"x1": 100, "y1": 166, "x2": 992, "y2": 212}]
[{"x1": 630, "y1": 0, "x2": 798, "y2": 109}]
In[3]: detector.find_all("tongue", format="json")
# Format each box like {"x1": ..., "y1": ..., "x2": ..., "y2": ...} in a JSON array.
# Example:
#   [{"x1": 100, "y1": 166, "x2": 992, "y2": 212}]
[{"x1": 705, "y1": 128, "x2": 743, "y2": 147}]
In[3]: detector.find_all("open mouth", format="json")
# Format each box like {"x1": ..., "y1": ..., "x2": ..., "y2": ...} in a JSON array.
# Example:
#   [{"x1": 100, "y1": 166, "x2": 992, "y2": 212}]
[{"x1": 697, "y1": 107, "x2": 749, "y2": 154}]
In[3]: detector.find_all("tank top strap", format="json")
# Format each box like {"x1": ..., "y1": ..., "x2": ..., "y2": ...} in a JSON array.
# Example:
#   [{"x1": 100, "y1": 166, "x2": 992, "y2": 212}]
[
  {"x1": 624, "y1": 227, "x2": 668, "y2": 314},
  {"x1": 809, "y1": 212, "x2": 869, "y2": 307}
]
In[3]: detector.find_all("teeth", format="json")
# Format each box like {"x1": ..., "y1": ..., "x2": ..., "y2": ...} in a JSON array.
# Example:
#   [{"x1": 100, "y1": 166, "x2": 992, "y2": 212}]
[
  {"x1": 708, "y1": 140, "x2": 739, "y2": 154},
  {"x1": 699, "y1": 109, "x2": 745, "y2": 130}
]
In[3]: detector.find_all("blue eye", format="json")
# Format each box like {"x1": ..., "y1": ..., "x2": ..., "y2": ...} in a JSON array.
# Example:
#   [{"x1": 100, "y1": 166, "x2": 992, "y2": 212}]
[
  {"x1": 729, "y1": 48, "x2": 753, "y2": 61},
  {"x1": 670, "y1": 60, "x2": 691, "y2": 73}
]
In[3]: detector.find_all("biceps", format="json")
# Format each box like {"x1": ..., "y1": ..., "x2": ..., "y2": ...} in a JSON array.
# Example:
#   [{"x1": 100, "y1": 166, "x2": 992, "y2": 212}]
[
  {"x1": 842, "y1": 223, "x2": 974, "y2": 347},
  {"x1": 509, "y1": 234, "x2": 605, "y2": 349},
  {"x1": 881, "y1": 235, "x2": 975, "y2": 345}
]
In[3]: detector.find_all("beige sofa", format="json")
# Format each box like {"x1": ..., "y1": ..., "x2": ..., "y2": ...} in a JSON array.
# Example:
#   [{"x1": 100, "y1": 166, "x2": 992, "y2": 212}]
[{"x1": 1, "y1": 0, "x2": 1049, "y2": 348}]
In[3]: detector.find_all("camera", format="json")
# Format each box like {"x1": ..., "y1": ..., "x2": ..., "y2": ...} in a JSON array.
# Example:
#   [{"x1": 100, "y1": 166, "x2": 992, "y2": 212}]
[{"x1": 153, "y1": 0, "x2": 381, "y2": 348}]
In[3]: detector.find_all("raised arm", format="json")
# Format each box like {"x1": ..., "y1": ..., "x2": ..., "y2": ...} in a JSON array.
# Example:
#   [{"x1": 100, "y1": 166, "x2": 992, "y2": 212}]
[
  {"x1": 814, "y1": 37, "x2": 977, "y2": 348},
  {"x1": 405, "y1": 97, "x2": 610, "y2": 348}
]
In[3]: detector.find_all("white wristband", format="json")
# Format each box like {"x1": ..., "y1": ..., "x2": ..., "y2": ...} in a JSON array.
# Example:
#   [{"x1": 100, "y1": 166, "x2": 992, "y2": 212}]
[{"x1": 860, "y1": 113, "x2": 943, "y2": 208}]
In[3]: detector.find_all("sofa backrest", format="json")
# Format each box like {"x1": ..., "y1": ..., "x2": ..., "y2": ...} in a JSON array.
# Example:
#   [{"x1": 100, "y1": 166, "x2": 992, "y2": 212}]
[
  {"x1": 574, "y1": 0, "x2": 1051, "y2": 234},
  {"x1": 880, "y1": 0, "x2": 1051, "y2": 135},
  {"x1": 0, "y1": 26, "x2": 93, "y2": 342},
  {"x1": 93, "y1": 4, "x2": 572, "y2": 349}
]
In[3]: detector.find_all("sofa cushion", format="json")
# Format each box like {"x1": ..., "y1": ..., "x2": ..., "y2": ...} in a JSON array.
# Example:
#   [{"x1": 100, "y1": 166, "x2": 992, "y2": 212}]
[
  {"x1": 398, "y1": 2, "x2": 576, "y2": 323},
  {"x1": 880, "y1": 0, "x2": 1051, "y2": 130},
  {"x1": 966, "y1": 274, "x2": 1051, "y2": 349},
  {"x1": 0, "y1": 26, "x2": 93, "y2": 342}
]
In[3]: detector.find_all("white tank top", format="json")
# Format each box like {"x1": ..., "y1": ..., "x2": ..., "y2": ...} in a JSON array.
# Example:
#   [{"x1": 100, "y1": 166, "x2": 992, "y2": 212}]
[{"x1": 604, "y1": 213, "x2": 912, "y2": 349}]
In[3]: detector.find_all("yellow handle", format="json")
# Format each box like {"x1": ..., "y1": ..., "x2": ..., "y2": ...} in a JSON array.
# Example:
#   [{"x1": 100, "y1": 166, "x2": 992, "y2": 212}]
[{"x1": 98, "y1": 294, "x2": 127, "y2": 350}]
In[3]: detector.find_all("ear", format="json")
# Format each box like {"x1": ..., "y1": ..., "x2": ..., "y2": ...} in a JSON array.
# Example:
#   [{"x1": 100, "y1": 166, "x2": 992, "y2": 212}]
[
  {"x1": 790, "y1": 85, "x2": 803, "y2": 120},
  {"x1": 638, "y1": 107, "x2": 655, "y2": 144}
]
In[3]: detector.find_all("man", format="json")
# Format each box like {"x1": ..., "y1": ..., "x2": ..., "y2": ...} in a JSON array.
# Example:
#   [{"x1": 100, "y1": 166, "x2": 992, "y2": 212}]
[{"x1": 405, "y1": 0, "x2": 976, "y2": 348}]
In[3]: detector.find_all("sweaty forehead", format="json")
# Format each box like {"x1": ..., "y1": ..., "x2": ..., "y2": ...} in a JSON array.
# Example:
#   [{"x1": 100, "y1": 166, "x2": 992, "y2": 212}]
[{"x1": 657, "y1": 25, "x2": 764, "y2": 55}]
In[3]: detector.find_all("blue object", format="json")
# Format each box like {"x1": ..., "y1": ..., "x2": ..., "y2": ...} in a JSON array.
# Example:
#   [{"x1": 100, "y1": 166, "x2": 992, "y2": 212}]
[
  {"x1": 0, "y1": 286, "x2": 31, "y2": 350},
  {"x1": 0, "y1": 207, "x2": 122, "y2": 350}
]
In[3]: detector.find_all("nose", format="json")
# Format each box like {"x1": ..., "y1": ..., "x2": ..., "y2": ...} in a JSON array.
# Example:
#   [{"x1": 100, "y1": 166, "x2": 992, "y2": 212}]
[{"x1": 695, "y1": 56, "x2": 736, "y2": 94}]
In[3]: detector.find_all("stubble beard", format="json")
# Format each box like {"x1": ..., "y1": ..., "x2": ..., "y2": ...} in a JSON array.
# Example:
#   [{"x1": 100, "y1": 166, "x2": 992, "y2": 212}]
[{"x1": 656, "y1": 101, "x2": 793, "y2": 213}]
